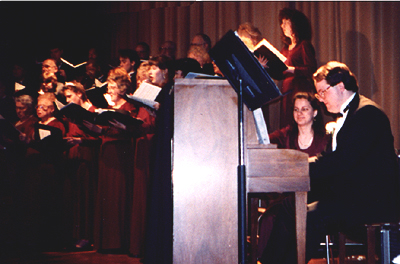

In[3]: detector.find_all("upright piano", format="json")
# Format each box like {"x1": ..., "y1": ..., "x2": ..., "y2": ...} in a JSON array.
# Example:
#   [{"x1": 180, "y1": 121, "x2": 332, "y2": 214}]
[{"x1": 173, "y1": 79, "x2": 309, "y2": 264}]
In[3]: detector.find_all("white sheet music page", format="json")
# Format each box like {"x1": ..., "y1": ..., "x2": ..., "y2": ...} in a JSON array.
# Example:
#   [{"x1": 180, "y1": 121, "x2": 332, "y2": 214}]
[
  {"x1": 15, "y1": 82, "x2": 25, "y2": 92},
  {"x1": 127, "y1": 82, "x2": 161, "y2": 108},
  {"x1": 38, "y1": 129, "x2": 51, "y2": 140},
  {"x1": 253, "y1": 108, "x2": 270, "y2": 144}
]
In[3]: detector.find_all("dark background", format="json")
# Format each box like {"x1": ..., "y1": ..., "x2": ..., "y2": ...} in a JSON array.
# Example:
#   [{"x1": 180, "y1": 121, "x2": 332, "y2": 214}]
[{"x1": 0, "y1": 2, "x2": 113, "y2": 75}]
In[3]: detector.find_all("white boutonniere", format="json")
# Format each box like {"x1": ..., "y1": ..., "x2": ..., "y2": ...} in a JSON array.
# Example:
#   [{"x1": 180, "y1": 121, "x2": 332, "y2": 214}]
[{"x1": 325, "y1": 121, "x2": 337, "y2": 135}]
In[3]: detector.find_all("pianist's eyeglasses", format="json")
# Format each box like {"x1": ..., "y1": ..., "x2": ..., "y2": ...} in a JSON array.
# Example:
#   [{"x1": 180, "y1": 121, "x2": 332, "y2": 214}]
[{"x1": 315, "y1": 85, "x2": 332, "y2": 100}]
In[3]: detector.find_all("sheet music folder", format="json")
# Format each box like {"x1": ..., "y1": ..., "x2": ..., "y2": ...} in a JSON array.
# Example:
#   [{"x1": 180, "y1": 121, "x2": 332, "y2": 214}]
[{"x1": 209, "y1": 30, "x2": 281, "y2": 111}]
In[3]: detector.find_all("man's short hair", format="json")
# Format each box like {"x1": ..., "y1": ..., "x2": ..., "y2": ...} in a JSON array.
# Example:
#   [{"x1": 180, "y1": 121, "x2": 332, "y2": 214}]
[
  {"x1": 313, "y1": 61, "x2": 358, "y2": 92},
  {"x1": 119, "y1": 49, "x2": 140, "y2": 68}
]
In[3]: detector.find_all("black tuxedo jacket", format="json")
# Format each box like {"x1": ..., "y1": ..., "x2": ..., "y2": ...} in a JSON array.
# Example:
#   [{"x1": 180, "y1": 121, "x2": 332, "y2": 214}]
[{"x1": 310, "y1": 93, "x2": 400, "y2": 226}]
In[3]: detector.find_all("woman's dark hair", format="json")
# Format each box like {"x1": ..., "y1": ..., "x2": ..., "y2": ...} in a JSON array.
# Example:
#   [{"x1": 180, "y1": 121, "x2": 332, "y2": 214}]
[
  {"x1": 279, "y1": 8, "x2": 312, "y2": 46},
  {"x1": 119, "y1": 49, "x2": 141, "y2": 70},
  {"x1": 289, "y1": 92, "x2": 325, "y2": 139},
  {"x1": 148, "y1": 55, "x2": 175, "y2": 85},
  {"x1": 174, "y1": 58, "x2": 202, "y2": 78}
]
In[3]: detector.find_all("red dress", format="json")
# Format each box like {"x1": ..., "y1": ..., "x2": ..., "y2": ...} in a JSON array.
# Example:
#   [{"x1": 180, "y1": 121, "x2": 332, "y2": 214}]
[
  {"x1": 63, "y1": 118, "x2": 101, "y2": 247},
  {"x1": 280, "y1": 40, "x2": 317, "y2": 127},
  {"x1": 129, "y1": 106, "x2": 156, "y2": 256},
  {"x1": 94, "y1": 101, "x2": 152, "y2": 251},
  {"x1": 21, "y1": 117, "x2": 67, "y2": 250},
  {"x1": 269, "y1": 125, "x2": 329, "y2": 157}
]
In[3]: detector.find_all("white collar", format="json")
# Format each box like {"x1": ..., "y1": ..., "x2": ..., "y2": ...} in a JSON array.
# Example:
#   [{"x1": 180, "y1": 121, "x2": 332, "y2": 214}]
[{"x1": 340, "y1": 92, "x2": 356, "y2": 114}]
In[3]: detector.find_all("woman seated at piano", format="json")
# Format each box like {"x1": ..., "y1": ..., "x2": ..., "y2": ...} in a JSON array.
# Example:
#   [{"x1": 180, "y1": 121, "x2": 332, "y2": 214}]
[
  {"x1": 269, "y1": 91, "x2": 329, "y2": 156},
  {"x1": 257, "y1": 91, "x2": 330, "y2": 259}
]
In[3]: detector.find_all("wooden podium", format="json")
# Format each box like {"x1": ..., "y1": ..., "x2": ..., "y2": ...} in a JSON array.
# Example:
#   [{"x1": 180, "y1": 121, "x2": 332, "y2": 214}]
[{"x1": 173, "y1": 79, "x2": 309, "y2": 264}]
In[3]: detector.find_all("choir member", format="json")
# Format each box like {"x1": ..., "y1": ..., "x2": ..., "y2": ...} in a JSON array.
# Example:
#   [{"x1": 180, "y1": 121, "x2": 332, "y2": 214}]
[
  {"x1": 119, "y1": 49, "x2": 140, "y2": 92},
  {"x1": 190, "y1": 33, "x2": 212, "y2": 52},
  {"x1": 159, "y1": 41, "x2": 176, "y2": 60},
  {"x1": 135, "y1": 42, "x2": 151, "y2": 61},
  {"x1": 135, "y1": 61, "x2": 151, "y2": 88},
  {"x1": 61, "y1": 82, "x2": 101, "y2": 250},
  {"x1": 276, "y1": 8, "x2": 317, "y2": 127},
  {"x1": 12, "y1": 61, "x2": 36, "y2": 98},
  {"x1": 63, "y1": 81, "x2": 96, "y2": 112},
  {"x1": 173, "y1": 58, "x2": 202, "y2": 79},
  {"x1": 79, "y1": 60, "x2": 106, "y2": 90},
  {"x1": 49, "y1": 44, "x2": 75, "y2": 82},
  {"x1": 186, "y1": 46, "x2": 214, "y2": 75},
  {"x1": 14, "y1": 94, "x2": 37, "y2": 143},
  {"x1": 143, "y1": 55, "x2": 175, "y2": 263},
  {"x1": 94, "y1": 67, "x2": 153, "y2": 253},
  {"x1": 21, "y1": 92, "x2": 67, "y2": 251}
]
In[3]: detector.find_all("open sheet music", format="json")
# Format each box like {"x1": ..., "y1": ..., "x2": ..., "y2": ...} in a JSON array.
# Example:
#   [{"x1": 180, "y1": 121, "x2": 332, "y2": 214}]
[
  {"x1": 252, "y1": 38, "x2": 288, "y2": 75},
  {"x1": 61, "y1": 58, "x2": 87, "y2": 68},
  {"x1": 126, "y1": 82, "x2": 161, "y2": 109}
]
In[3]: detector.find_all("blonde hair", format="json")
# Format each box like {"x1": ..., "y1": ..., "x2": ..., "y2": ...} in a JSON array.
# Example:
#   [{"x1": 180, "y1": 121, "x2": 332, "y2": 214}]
[
  {"x1": 37, "y1": 92, "x2": 56, "y2": 109},
  {"x1": 237, "y1": 22, "x2": 262, "y2": 47},
  {"x1": 107, "y1": 67, "x2": 132, "y2": 95},
  {"x1": 136, "y1": 61, "x2": 151, "y2": 86}
]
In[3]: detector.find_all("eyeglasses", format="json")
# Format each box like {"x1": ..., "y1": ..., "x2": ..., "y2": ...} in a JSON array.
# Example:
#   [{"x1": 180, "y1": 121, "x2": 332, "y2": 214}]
[
  {"x1": 190, "y1": 43, "x2": 206, "y2": 47},
  {"x1": 315, "y1": 85, "x2": 332, "y2": 100},
  {"x1": 36, "y1": 104, "x2": 52, "y2": 111}
]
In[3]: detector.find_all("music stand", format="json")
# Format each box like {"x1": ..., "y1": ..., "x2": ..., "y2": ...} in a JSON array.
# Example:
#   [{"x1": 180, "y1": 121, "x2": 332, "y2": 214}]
[{"x1": 209, "y1": 30, "x2": 281, "y2": 264}]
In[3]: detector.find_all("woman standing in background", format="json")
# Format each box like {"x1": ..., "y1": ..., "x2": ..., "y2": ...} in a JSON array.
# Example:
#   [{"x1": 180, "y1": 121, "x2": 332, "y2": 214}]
[{"x1": 278, "y1": 7, "x2": 317, "y2": 128}]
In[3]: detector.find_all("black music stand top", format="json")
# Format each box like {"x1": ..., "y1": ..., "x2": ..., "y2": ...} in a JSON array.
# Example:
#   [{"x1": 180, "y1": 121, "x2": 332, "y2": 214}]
[{"x1": 209, "y1": 30, "x2": 281, "y2": 111}]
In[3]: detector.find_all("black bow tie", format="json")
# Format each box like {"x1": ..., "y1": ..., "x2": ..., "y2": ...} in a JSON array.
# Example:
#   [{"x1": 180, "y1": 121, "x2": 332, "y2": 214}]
[{"x1": 336, "y1": 105, "x2": 350, "y2": 118}]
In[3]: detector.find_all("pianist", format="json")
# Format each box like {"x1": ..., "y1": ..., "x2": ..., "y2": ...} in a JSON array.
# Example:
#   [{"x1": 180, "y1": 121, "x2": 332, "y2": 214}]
[{"x1": 260, "y1": 61, "x2": 400, "y2": 263}]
